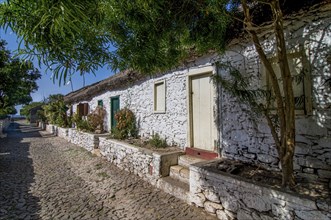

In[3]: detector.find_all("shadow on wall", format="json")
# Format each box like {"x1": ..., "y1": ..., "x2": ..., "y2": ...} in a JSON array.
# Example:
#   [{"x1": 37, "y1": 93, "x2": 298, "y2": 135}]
[
  {"x1": 218, "y1": 14, "x2": 331, "y2": 180},
  {"x1": 0, "y1": 122, "x2": 42, "y2": 219}
]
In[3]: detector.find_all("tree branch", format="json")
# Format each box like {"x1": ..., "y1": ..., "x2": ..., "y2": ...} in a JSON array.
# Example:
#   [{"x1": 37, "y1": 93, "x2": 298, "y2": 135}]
[{"x1": 242, "y1": 0, "x2": 286, "y2": 147}]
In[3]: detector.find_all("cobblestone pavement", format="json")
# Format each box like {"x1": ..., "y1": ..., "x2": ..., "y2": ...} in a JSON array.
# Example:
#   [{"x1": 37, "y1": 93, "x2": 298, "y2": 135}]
[{"x1": 0, "y1": 122, "x2": 216, "y2": 220}]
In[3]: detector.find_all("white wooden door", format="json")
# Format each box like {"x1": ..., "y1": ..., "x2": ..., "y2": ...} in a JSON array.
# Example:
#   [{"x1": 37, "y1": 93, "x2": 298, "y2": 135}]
[{"x1": 190, "y1": 74, "x2": 214, "y2": 151}]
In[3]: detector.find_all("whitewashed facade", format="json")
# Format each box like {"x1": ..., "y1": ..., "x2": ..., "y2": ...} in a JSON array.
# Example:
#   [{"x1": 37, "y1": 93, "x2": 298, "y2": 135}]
[{"x1": 66, "y1": 4, "x2": 331, "y2": 181}]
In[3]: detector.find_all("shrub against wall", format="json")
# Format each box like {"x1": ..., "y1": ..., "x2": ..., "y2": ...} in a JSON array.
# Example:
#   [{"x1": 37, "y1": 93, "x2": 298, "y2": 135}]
[
  {"x1": 72, "y1": 106, "x2": 106, "y2": 133},
  {"x1": 43, "y1": 95, "x2": 69, "y2": 127},
  {"x1": 112, "y1": 107, "x2": 137, "y2": 139},
  {"x1": 87, "y1": 106, "x2": 106, "y2": 133}
]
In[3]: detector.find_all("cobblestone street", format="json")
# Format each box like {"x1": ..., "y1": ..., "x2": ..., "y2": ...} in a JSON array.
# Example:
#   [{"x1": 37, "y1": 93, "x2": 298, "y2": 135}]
[{"x1": 0, "y1": 122, "x2": 216, "y2": 220}]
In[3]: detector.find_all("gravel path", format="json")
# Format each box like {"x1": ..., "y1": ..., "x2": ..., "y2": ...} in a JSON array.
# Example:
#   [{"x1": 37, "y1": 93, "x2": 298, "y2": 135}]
[{"x1": 0, "y1": 121, "x2": 216, "y2": 220}]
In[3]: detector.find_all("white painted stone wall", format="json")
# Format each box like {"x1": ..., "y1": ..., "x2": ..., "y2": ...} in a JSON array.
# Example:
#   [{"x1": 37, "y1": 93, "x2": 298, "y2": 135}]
[
  {"x1": 45, "y1": 124, "x2": 55, "y2": 134},
  {"x1": 71, "y1": 58, "x2": 214, "y2": 149},
  {"x1": 217, "y1": 7, "x2": 331, "y2": 180},
  {"x1": 190, "y1": 164, "x2": 331, "y2": 220},
  {"x1": 68, "y1": 5, "x2": 331, "y2": 182},
  {"x1": 99, "y1": 137, "x2": 182, "y2": 184},
  {"x1": 57, "y1": 127, "x2": 68, "y2": 139},
  {"x1": 68, "y1": 128, "x2": 98, "y2": 152}
]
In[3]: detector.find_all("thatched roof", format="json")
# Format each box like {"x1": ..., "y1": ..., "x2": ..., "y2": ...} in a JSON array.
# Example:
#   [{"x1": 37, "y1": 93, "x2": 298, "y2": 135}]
[{"x1": 64, "y1": 70, "x2": 145, "y2": 104}]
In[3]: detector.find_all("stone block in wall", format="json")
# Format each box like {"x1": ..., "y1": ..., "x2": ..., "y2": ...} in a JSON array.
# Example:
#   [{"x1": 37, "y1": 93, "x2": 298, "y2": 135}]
[
  {"x1": 204, "y1": 201, "x2": 223, "y2": 214},
  {"x1": 295, "y1": 210, "x2": 330, "y2": 220},
  {"x1": 189, "y1": 193, "x2": 206, "y2": 207},
  {"x1": 317, "y1": 169, "x2": 331, "y2": 179},
  {"x1": 271, "y1": 204, "x2": 293, "y2": 219},
  {"x1": 295, "y1": 142, "x2": 311, "y2": 155},
  {"x1": 302, "y1": 167, "x2": 314, "y2": 174},
  {"x1": 237, "y1": 209, "x2": 254, "y2": 220},
  {"x1": 231, "y1": 130, "x2": 250, "y2": 142},
  {"x1": 241, "y1": 193, "x2": 271, "y2": 212},
  {"x1": 220, "y1": 196, "x2": 239, "y2": 212},
  {"x1": 296, "y1": 118, "x2": 328, "y2": 136},
  {"x1": 216, "y1": 210, "x2": 231, "y2": 220},
  {"x1": 204, "y1": 189, "x2": 221, "y2": 203},
  {"x1": 297, "y1": 156, "x2": 329, "y2": 169},
  {"x1": 296, "y1": 135, "x2": 313, "y2": 146},
  {"x1": 257, "y1": 154, "x2": 278, "y2": 164},
  {"x1": 317, "y1": 137, "x2": 331, "y2": 149}
]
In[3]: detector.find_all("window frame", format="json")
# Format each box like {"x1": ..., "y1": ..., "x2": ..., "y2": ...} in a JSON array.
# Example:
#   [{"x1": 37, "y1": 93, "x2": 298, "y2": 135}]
[
  {"x1": 153, "y1": 80, "x2": 166, "y2": 113},
  {"x1": 263, "y1": 51, "x2": 312, "y2": 115}
]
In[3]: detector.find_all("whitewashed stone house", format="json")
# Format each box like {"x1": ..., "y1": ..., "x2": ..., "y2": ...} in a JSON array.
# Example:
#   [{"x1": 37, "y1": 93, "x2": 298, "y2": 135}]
[{"x1": 64, "y1": 3, "x2": 331, "y2": 185}]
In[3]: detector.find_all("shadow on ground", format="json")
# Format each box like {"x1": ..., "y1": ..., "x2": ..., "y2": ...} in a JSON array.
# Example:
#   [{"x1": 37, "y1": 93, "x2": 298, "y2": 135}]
[{"x1": 0, "y1": 121, "x2": 41, "y2": 219}]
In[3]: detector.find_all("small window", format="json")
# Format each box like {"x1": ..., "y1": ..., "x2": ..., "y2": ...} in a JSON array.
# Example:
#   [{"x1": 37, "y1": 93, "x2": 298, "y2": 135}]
[
  {"x1": 98, "y1": 100, "x2": 103, "y2": 107},
  {"x1": 154, "y1": 80, "x2": 166, "y2": 113},
  {"x1": 77, "y1": 103, "x2": 89, "y2": 116},
  {"x1": 265, "y1": 52, "x2": 312, "y2": 114}
]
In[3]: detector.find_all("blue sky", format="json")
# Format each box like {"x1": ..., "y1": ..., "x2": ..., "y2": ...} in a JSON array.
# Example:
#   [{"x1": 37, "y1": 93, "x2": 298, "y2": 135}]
[{"x1": 0, "y1": 28, "x2": 114, "y2": 106}]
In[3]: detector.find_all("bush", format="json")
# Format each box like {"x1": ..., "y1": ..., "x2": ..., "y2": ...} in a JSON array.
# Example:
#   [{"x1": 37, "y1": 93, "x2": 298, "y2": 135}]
[
  {"x1": 72, "y1": 113, "x2": 92, "y2": 132},
  {"x1": 112, "y1": 108, "x2": 137, "y2": 139},
  {"x1": 43, "y1": 96, "x2": 69, "y2": 127},
  {"x1": 87, "y1": 106, "x2": 106, "y2": 133},
  {"x1": 149, "y1": 133, "x2": 168, "y2": 148},
  {"x1": 36, "y1": 109, "x2": 47, "y2": 123}
]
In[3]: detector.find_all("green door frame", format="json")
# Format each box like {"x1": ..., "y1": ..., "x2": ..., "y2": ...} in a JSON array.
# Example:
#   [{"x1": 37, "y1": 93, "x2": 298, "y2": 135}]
[{"x1": 110, "y1": 96, "x2": 120, "y2": 129}]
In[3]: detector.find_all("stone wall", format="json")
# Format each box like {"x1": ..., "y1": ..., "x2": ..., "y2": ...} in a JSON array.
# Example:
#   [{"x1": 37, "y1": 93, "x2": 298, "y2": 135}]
[
  {"x1": 57, "y1": 127, "x2": 68, "y2": 139},
  {"x1": 0, "y1": 118, "x2": 10, "y2": 138},
  {"x1": 99, "y1": 137, "x2": 183, "y2": 184},
  {"x1": 70, "y1": 63, "x2": 209, "y2": 148},
  {"x1": 68, "y1": 129, "x2": 99, "y2": 152},
  {"x1": 45, "y1": 124, "x2": 55, "y2": 134},
  {"x1": 217, "y1": 6, "x2": 331, "y2": 181},
  {"x1": 190, "y1": 163, "x2": 331, "y2": 220}
]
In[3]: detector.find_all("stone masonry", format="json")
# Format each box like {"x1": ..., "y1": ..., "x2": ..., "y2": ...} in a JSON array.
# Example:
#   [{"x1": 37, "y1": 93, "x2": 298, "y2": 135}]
[
  {"x1": 99, "y1": 137, "x2": 183, "y2": 185},
  {"x1": 218, "y1": 5, "x2": 331, "y2": 181},
  {"x1": 190, "y1": 162, "x2": 331, "y2": 220}
]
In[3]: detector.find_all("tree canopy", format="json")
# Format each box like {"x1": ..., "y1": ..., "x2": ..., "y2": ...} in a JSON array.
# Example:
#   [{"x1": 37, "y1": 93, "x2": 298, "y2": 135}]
[
  {"x1": 20, "y1": 101, "x2": 44, "y2": 116},
  {"x1": 0, "y1": 0, "x2": 322, "y2": 84},
  {"x1": 0, "y1": 40, "x2": 41, "y2": 115},
  {"x1": 0, "y1": 0, "x2": 231, "y2": 83}
]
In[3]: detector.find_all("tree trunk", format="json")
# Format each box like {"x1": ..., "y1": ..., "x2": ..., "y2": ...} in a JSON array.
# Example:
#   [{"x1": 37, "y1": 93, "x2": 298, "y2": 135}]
[
  {"x1": 271, "y1": 0, "x2": 296, "y2": 188},
  {"x1": 280, "y1": 146, "x2": 295, "y2": 187},
  {"x1": 242, "y1": 0, "x2": 296, "y2": 188}
]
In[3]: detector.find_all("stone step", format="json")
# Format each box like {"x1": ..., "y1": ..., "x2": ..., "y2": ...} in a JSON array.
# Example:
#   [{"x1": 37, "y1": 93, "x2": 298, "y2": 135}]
[
  {"x1": 91, "y1": 149, "x2": 102, "y2": 157},
  {"x1": 178, "y1": 155, "x2": 206, "y2": 168},
  {"x1": 157, "y1": 176, "x2": 190, "y2": 203},
  {"x1": 169, "y1": 165, "x2": 190, "y2": 184}
]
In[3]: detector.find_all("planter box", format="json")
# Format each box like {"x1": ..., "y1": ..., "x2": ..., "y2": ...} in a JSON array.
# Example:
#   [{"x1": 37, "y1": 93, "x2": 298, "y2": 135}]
[
  {"x1": 68, "y1": 129, "x2": 108, "y2": 152},
  {"x1": 45, "y1": 124, "x2": 55, "y2": 134},
  {"x1": 99, "y1": 137, "x2": 184, "y2": 184},
  {"x1": 190, "y1": 160, "x2": 331, "y2": 220},
  {"x1": 57, "y1": 127, "x2": 68, "y2": 138}
]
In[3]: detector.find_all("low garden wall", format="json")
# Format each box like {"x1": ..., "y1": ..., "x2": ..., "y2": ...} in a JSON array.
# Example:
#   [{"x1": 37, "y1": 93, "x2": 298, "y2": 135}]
[
  {"x1": 57, "y1": 127, "x2": 68, "y2": 139},
  {"x1": 45, "y1": 124, "x2": 55, "y2": 134},
  {"x1": 68, "y1": 129, "x2": 108, "y2": 152},
  {"x1": 38, "y1": 122, "x2": 46, "y2": 130},
  {"x1": 190, "y1": 161, "x2": 331, "y2": 220},
  {"x1": 99, "y1": 137, "x2": 183, "y2": 184},
  {"x1": 0, "y1": 118, "x2": 10, "y2": 138}
]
